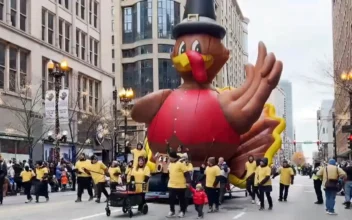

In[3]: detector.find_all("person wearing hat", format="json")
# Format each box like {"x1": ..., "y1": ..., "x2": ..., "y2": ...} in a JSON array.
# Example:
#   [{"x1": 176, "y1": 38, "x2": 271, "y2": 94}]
[
  {"x1": 189, "y1": 183, "x2": 208, "y2": 218},
  {"x1": 108, "y1": 161, "x2": 122, "y2": 192},
  {"x1": 241, "y1": 155, "x2": 257, "y2": 204},
  {"x1": 130, "y1": 142, "x2": 147, "y2": 169},
  {"x1": 257, "y1": 158, "x2": 273, "y2": 210},
  {"x1": 204, "y1": 157, "x2": 221, "y2": 212},
  {"x1": 84, "y1": 155, "x2": 110, "y2": 203},
  {"x1": 0, "y1": 154, "x2": 7, "y2": 205},
  {"x1": 273, "y1": 160, "x2": 294, "y2": 202},
  {"x1": 74, "y1": 153, "x2": 94, "y2": 202},
  {"x1": 34, "y1": 161, "x2": 49, "y2": 203},
  {"x1": 166, "y1": 151, "x2": 191, "y2": 218}
]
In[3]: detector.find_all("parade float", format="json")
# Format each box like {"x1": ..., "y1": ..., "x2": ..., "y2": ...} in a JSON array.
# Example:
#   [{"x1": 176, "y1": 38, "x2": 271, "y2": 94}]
[{"x1": 130, "y1": 0, "x2": 285, "y2": 198}]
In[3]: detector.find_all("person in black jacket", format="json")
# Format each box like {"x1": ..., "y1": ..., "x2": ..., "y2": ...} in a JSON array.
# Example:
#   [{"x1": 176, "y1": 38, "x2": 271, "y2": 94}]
[
  {"x1": 0, "y1": 155, "x2": 8, "y2": 205},
  {"x1": 342, "y1": 161, "x2": 352, "y2": 209}
]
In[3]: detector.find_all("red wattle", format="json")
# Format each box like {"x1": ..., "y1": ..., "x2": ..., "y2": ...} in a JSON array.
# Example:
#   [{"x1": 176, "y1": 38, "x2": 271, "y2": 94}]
[{"x1": 186, "y1": 51, "x2": 208, "y2": 83}]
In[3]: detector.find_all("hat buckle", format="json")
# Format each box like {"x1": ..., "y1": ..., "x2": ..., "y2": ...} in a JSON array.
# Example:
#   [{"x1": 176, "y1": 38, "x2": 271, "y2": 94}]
[{"x1": 187, "y1": 14, "x2": 199, "y2": 22}]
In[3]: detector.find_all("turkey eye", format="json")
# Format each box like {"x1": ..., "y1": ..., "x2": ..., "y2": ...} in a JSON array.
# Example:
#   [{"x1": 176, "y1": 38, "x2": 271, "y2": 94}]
[
  {"x1": 178, "y1": 41, "x2": 186, "y2": 55},
  {"x1": 159, "y1": 156, "x2": 163, "y2": 162},
  {"x1": 192, "y1": 40, "x2": 201, "y2": 53}
]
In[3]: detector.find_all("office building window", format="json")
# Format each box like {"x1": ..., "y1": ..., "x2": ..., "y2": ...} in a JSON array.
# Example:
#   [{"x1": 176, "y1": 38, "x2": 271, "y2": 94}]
[
  {"x1": 42, "y1": 8, "x2": 55, "y2": 45},
  {"x1": 58, "y1": 0, "x2": 69, "y2": 10},
  {"x1": 42, "y1": 58, "x2": 47, "y2": 99},
  {"x1": 112, "y1": 20, "x2": 114, "y2": 31},
  {"x1": 111, "y1": 35, "x2": 115, "y2": 45},
  {"x1": 158, "y1": 59, "x2": 181, "y2": 89},
  {"x1": 157, "y1": 0, "x2": 180, "y2": 39},
  {"x1": 112, "y1": 63, "x2": 115, "y2": 72},
  {"x1": 19, "y1": 0, "x2": 27, "y2": 31},
  {"x1": 0, "y1": 0, "x2": 4, "y2": 21},
  {"x1": 158, "y1": 44, "x2": 174, "y2": 53},
  {"x1": 112, "y1": 49, "x2": 114, "y2": 59},
  {"x1": 0, "y1": 43, "x2": 29, "y2": 92},
  {"x1": 76, "y1": 29, "x2": 87, "y2": 60},
  {"x1": 10, "y1": 0, "x2": 17, "y2": 27},
  {"x1": 59, "y1": 19, "x2": 71, "y2": 52},
  {"x1": 123, "y1": 60, "x2": 153, "y2": 98},
  {"x1": 80, "y1": 0, "x2": 85, "y2": 20},
  {"x1": 76, "y1": 0, "x2": 85, "y2": 20},
  {"x1": 0, "y1": 42, "x2": 5, "y2": 89},
  {"x1": 77, "y1": 73, "x2": 101, "y2": 112},
  {"x1": 89, "y1": 0, "x2": 98, "y2": 28},
  {"x1": 122, "y1": 0, "x2": 152, "y2": 43},
  {"x1": 122, "y1": 45, "x2": 153, "y2": 58},
  {"x1": 89, "y1": 37, "x2": 99, "y2": 66}
]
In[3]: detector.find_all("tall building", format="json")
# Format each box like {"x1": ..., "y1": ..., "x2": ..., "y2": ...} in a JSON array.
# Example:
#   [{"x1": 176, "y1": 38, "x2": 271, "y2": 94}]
[
  {"x1": 112, "y1": 0, "x2": 249, "y2": 96},
  {"x1": 267, "y1": 86, "x2": 291, "y2": 161},
  {"x1": 332, "y1": 0, "x2": 352, "y2": 160},
  {"x1": 279, "y1": 80, "x2": 294, "y2": 141},
  {"x1": 296, "y1": 143, "x2": 303, "y2": 153},
  {"x1": 212, "y1": 0, "x2": 249, "y2": 88},
  {"x1": 317, "y1": 100, "x2": 334, "y2": 161},
  {"x1": 0, "y1": 0, "x2": 114, "y2": 161}
]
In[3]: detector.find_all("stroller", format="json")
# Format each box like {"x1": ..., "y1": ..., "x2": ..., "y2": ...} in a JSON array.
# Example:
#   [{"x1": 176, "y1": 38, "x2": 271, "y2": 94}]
[{"x1": 106, "y1": 182, "x2": 148, "y2": 218}]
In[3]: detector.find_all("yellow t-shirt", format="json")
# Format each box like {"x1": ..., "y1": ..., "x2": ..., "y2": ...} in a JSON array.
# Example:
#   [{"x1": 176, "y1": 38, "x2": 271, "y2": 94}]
[
  {"x1": 21, "y1": 170, "x2": 35, "y2": 182},
  {"x1": 257, "y1": 166, "x2": 272, "y2": 186},
  {"x1": 36, "y1": 167, "x2": 48, "y2": 181},
  {"x1": 186, "y1": 163, "x2": 193, "y2": 172},
  {"x1": 168, "y1": 161, "x2": 189, "y2": 189},
  {"x1": 205, "y1": 166, "x2": 221, "y2": 188},
  {"x1": 254, "y1": 167, "x2": 260, "y2": 186},
  {"x1": 279, "y1": 167, "x2": 294, "y2": 185},
  {"x1": 75, "y1": 160, "x2": 92, "y2": 177},
  {"x1": 89, "y1": 161, "x2": 107, "y2": 184},
  {"x1": 109, "y1": 167, "x2": 121, "y2": 183},
  {"x1": 131, "y1": 149, "x2": 147, "y2": 168},
  {"x1": 245, "y1": 161, "x2": 257, "y2": 178},
  {"x1": 131, "y1": 166, "x2": 151, "y2": 193}
]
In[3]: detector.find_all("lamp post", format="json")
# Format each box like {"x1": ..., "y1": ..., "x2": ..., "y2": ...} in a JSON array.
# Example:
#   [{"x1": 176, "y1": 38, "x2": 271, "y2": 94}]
[
  {"x1": 118, "y1": 88, "x2": 134, "y2": 162},
  {"x1": 340, "y1": 71, "x2": 352, "y2": 159},
  {"x1": 47, "y1": 60, "x2": 69, "y2": 163},
  {"x1": 112, "y1": 87, "x2": 118, "y2": 160}
]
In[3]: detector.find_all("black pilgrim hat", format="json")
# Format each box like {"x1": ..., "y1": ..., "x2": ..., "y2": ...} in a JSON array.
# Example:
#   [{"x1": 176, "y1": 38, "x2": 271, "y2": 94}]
[{"x1": 172, "y1": 0, "x2": 226, "y2": 39}]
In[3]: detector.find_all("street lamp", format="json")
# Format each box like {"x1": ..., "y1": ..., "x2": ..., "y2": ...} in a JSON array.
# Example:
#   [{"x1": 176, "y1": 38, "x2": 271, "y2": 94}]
[
  {"x1": 118, "y1": 88, "x2": 134, "y2": 162},
  {"x1": 340, "y1": 71, "x2": 352, "y2": 159},
  {"x1": 47, "y1": 59, "x2": 69, "y2": 163}
]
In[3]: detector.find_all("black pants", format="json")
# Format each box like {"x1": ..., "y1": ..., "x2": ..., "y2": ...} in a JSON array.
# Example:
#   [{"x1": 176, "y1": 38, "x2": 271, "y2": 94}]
[
  {"x1": 219, "y1": 182, "x2": 227, "y2": 203},
  {"x1": 194, "y1": 204, "x2": 204, "y2": 217},
  {"x1": 110, "y1": 182, "x2": 118, "y2": 192},
  {"x1": 14, "y1": 177, "x2": 22, "y2": 192},
  {"x1": 314, "y1": 179, "x2": 323, "y2": 203},
  {"x1": 169, "y1": 188, "x2": 187, "y2": 213},
  {"x1": 36, "y1": 181, "x2": 49, "y2": 201},
  {"x1": 77, "y1": 177, "x2": 93, "y2": 198},
  {"x1": 246, "y1": 176, "x2": 255, "y2": 200},
  {"x1": 253, "y1": 186, "x2": 260, "y2": 200},
  {"x1": 279, "y1": 183, "x2": 289, "y2": 200},
  {"x1": 23, "y1": 181, "x2": 32, "y2": 200},
  {"x1": 96, "y1": 182, "x2": 109, "y2": 200},
  {"x1": 206, "y1": 187, "x2": 219, "y2": 209},
  {"x1": 259, "y1": 188, "x2": 273, "y2": 208}
]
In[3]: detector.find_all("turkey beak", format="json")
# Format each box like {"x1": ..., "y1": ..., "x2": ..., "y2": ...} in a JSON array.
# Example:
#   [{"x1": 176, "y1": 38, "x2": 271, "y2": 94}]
[{"x1": 172, "y1": 53, "x2": 214, "y2": 73}]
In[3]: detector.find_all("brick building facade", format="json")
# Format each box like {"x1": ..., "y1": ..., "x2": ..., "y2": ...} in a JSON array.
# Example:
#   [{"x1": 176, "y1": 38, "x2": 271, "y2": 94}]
[{"x1": 332, "y1": 0, "x2": 352, "y2": 159}]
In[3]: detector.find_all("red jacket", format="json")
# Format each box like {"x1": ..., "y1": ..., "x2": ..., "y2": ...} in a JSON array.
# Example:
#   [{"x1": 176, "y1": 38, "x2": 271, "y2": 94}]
[{"x1": 189, "y1": 186, "x2": 208, "y2": 205}]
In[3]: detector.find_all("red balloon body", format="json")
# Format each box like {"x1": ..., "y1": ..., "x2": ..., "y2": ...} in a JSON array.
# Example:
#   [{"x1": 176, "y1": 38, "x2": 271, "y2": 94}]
[{"x1": 147, "y1": 89, "x2": 240, "y2": 165}]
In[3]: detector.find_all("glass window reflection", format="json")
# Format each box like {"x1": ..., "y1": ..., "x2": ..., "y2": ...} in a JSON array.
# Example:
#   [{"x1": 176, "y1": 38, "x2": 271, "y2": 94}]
[
  {"x1": 123, "y1": 60, "x2": 153, "y2": 97},
  {"x1": 157, "y1": 0, "x2": 180, "y2": 39},
  {"x1": 158, "y1": 59, "x2": 180, "y2": 89},
  {"x1": 122, "y1": 45, "x2": 153, "y2": 58},
  {"x1": 158, "y1": 44, "x2": 174, "y2": 53},
  {"x1": 122, "y1": 0, "x2": 153, "y2": 43}
]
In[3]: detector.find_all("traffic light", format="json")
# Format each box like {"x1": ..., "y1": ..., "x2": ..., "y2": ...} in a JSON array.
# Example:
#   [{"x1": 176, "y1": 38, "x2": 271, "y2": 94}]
[
  {"x1": 317, "y1": 140, "x2": 321, "y2": 147},
  {"x1": 348, "y1": 135, "x2": 352, "y2": 149},
  {"x1": 293, "y1": 140, "x2": 296, "y2": 147}
]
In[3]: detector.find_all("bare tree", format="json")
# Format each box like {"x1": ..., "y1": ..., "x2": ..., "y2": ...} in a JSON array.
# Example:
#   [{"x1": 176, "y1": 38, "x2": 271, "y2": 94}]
[{"x1": 1, "y1": 84, "x2": 52, "y2": 159}]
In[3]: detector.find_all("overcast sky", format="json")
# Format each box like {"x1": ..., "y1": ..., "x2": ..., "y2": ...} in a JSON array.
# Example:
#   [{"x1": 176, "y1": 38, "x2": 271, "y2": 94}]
[{"x1": 237, "y1": 0, "x2": 334, "y2": 160}]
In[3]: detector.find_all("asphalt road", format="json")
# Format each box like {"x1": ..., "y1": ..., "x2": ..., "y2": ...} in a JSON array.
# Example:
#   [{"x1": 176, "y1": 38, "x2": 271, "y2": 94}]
[{"x1": 0, "y1": 175, "x2": 350, "y2": 220}]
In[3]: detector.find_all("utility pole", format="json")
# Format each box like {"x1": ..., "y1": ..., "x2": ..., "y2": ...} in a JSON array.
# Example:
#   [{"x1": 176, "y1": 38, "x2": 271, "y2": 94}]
[
  {"x1": 332, "y1": 112, "x2": 337, "y2": 160},
  {"x1": 349, "y1": 91, "x2": 352, "y2": 152}
]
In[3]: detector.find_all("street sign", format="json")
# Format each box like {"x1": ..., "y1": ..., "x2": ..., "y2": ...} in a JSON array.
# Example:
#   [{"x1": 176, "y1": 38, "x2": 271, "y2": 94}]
[{"x1": 303, "y1": 141, "x2": 313, "y2": 144}]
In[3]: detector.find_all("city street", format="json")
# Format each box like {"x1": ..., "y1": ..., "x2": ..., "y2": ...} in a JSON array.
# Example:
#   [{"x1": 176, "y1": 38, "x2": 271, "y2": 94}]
[{"x1": 0, "y1": 175, "x2": 350, "y2": 220}]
